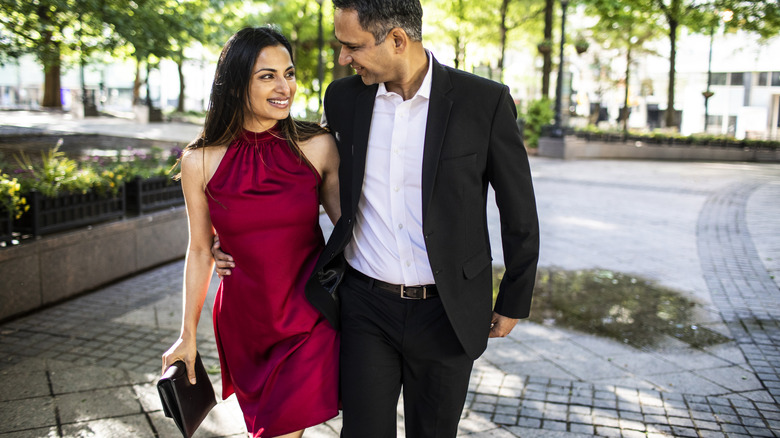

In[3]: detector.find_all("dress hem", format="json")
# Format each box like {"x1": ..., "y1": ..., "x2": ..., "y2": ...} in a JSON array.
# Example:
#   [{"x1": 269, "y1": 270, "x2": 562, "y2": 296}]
[{"x1": 253, "y1": 407, "x2": 339, "y2": 438}]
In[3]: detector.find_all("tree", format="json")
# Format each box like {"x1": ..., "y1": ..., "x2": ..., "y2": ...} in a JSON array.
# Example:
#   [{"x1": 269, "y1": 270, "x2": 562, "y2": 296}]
[
  {"x1": 583, "y1": 0, "x2": 663, "y2": 131},
  {"x1": 0, "y1": 0, "x2": 116, "y2": 108},
  {"x1": 541, "y1": 0, "x2": 554, "y2": 98},
  {"x1": 493, "y1": 0, "x2": 544, "y2": 83},
  {"x1": 638, "y1": 0, "x2": 780, "y2": 128},
  {"x1": 105, "y1": 0, "x2": 214, "y2": 112},
  {"x1": 164, "y1": 0, "x2": 209, "y2": 112},
  {"x1": 427, "y1": 0, "x2": 543, "y2": 82},
  {"x1": 106, "y1": 0, "x2": 181, "y2": 107},
  {"x1": 427, "y1": 0, "x2": 475, "y2": 69},
  {"x1": 256, "y1": 0, "x2": 347, "y2": 116}
]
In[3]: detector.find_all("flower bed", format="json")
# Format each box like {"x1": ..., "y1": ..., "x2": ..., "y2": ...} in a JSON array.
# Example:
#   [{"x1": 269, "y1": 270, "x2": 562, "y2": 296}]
[
  {"x1": 14, "y1": 188, "x2": 125, "y2": 237},
  {"x1": 573, "y1": 128, "x2": 780, "y2": 149},
  {"x1": 126, "y1": 176, "x2": 183, "y2": 214},
  {"x1": 1, "y1": 143, "x2": 184, "y2": 242}
]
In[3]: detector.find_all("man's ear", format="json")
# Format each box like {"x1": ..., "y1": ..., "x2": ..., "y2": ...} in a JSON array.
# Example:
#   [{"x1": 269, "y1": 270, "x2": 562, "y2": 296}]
[{"x1": 390, "y1": 28, "x2": 407, "y2": 52}]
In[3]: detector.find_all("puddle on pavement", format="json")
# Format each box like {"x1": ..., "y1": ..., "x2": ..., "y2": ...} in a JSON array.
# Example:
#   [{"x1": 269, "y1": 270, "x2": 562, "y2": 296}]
[{"x1": 493, "y1": 267, "x2": 731, "y2": 349}]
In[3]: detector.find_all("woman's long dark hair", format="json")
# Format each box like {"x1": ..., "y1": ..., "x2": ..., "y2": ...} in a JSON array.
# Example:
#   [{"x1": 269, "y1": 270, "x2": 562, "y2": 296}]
[{"x1": 185, "y1": 26, "x2": 326, "y2": 162}]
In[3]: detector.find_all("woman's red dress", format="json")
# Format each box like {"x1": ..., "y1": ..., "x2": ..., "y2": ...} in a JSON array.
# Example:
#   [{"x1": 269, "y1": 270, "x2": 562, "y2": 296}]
[{"x1": 206, "y1": 128, "x2": 339, "y2": 437}]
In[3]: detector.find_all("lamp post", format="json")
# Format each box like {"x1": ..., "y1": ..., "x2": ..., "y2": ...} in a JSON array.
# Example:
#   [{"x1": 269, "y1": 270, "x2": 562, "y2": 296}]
[
  {"x1": 552, "y1": 0, "x2": 569, "y2": 137},
  {"x1": 703, "y1": 25, "x2": 715, "y2": 132},
  {"x1": 703, "y1": 10, "x2": 732, "y2": 133}
]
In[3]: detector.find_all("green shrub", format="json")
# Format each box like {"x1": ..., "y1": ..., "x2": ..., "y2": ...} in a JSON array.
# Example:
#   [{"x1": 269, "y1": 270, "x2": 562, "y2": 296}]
[
  {"x1": 12, "y1": 143, "x2": 181, "y2": 198},
  {"x1": 14, "y1": 144, "x2": 102, "y2": 197},
  {"x1": 0, "y1": 173, "x2": 29, "y2": 219},
  {"x1": 522, "y1": 98, "x2": 555, "y2": 148}
]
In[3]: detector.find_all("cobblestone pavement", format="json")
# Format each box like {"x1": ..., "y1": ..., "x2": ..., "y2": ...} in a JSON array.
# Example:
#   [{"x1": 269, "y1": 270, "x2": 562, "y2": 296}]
[{"x1": 1, "y1": 115, "x2": 779, "y2": 437}]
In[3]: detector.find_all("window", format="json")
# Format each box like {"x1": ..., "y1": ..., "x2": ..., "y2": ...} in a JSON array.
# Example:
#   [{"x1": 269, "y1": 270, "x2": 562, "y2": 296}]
[
  {"x1": 711, "y1": 73, "x2": 727, "y2": 86},
  {"x1": 706, "y1": 115, "x2": 722, "y2": 132},
  {"x1": 772, "y1": 72, "x2": 780, "y2": 87},
  {"x1": 727, "y1": 116, "x2": 737, "y2": 135},
  {"x1": 729, "y1": 72, "x2": 745, "y2": 86},
  {"x1": 758, "y1": 72, "x2": 768, "y2": 86}
]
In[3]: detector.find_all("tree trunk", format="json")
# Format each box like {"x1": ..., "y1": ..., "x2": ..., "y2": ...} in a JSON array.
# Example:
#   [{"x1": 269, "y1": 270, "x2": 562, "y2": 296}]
[
  {"x1": 454, "y1": 0, "x2": 466, "y2": 70},
  {"x1": 133, "y1": 58, "x2": 143, "y2": 105},
  {"x1": 330, "y1": 41, "x2": 352, "y2": 80},
  {"x1": 623, "y1": 43, "x2": 632, "y2": 134},
  {"x1": 542, "y1": 0, "x2": 554, "y2": 98},
  {"x1": 454, "y1": 34, "x2": 462, "y2": 70},
  {"x1": 38, "y1": 5, "x2": 62, "y2": 108},
  {"x1": 146, "y1": 59, "x2": 153, "y2": 108},
  {"x1": 42, "y1": 59, "x2": 62, "y2": 108},
  {"x1": 40, "y1": 28, "x2": 62, "y2": 108},
  {"x1": 665, "y1": 18, "x2": 678, "y2": 129},
  {"x1": 498, "y1": 0, "x2": 510, "y2": 83},
  {"x1": 177, "y1": 56, "x2": 185, "y2": 113}
]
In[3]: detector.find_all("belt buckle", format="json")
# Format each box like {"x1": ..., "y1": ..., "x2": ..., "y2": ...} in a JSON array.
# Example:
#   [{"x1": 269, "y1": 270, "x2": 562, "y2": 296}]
[{"x1": 400, "y1": 285, "x2": 425, "y2": 300}]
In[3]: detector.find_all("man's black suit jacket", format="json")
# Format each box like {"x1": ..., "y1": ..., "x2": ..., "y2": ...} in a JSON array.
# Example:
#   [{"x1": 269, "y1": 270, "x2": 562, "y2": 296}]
[{"x1": 305, "y1": 55, "x2": 539, "y2": 360}]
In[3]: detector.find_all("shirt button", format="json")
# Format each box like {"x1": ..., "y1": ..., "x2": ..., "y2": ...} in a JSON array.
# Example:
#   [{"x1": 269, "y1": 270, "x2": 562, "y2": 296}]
[
  {"x1": 406, "y1": 261, "x2": 412, "y2": 267},
  {"x1": 393, "y1": 186, "x2": 400, "y2": 192},
  {"x1": 398, "y1": 223, "x2": 404, "y2": 230}
]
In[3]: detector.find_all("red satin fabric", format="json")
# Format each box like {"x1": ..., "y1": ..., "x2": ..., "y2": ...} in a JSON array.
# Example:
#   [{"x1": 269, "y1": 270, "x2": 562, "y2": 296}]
[{"x1": 206, "y1": 128, "x2": 339, "y2": 437}]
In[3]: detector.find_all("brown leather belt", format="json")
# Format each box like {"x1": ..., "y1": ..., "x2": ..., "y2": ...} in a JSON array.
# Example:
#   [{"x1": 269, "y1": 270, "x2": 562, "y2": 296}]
[{"x1": 349, "y1": 268, "x2": 438, "y2": 299}]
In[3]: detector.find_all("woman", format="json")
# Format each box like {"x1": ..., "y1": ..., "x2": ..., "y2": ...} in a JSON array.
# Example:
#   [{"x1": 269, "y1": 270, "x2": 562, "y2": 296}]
[{"x1": 162, "y1": 27, "x2": 340, "y2": 438}]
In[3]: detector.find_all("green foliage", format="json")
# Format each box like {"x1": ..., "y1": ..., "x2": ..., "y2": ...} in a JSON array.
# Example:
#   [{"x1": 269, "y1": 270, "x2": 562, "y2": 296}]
[
  {"x1": 579, "y1": 0, "x2": 780, "y2": 128},
  {"x1": 91, "y1": 146, "x2": 181, "y2": 182},
  {"x1": 573, "y1": 127, "x2": 780, "y2": 149},
  {"x1": 11, "y1": 144, "x2": 180, "y2": 199},
  {"x1": 0, "y1": 0, "x2": 123, "y2": 66},
  {"x1": 14, "y1": 144, "x2": 101, "y2": 197},
  {"x1": 522, "y1": 98, "x2": 554, "y2": 148},
  {"x1": 722, "y1": 1, "x2": 780, "y2": 40},
  {"x1": 259, "y1": 0, "x2": 336, "y2": 107},
  {"x1": 0, "y1": 173, "x2": 29, "y2": 219}
]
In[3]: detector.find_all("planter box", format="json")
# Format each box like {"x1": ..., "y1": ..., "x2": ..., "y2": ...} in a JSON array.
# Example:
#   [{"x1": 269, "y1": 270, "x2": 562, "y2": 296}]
[
  {"x1": 125, "y1": 176, "x2": 183, "y2": 214},
  {"x1": 0, "y1": 208, "x2": 11, "y2": 243},
  {"x1": 14, "y1": 189, "x2": 125, "y2": 237}
]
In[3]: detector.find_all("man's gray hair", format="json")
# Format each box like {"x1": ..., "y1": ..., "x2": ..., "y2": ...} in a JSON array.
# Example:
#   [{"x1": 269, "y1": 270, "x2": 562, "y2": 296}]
[{"x1": 333, "y1": 0, "x2": 423, "y2": 44}]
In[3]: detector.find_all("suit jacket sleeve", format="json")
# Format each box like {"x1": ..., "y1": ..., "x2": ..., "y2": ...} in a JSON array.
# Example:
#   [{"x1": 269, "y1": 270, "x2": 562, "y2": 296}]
[{"x1": 488, "y1": 86, "x2": 540, "y2": 319}]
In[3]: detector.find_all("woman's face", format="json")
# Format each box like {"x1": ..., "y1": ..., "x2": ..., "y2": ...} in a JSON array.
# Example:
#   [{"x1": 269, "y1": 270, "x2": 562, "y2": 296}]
[{"x1": 244, "y1": 44, "x2": 297, "y2": 131}]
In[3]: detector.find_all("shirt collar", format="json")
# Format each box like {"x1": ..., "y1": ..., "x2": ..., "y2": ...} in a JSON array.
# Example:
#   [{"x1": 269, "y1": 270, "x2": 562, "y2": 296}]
[{"x1": 377, "y1": 49, "x2": 433, "y2": 100}]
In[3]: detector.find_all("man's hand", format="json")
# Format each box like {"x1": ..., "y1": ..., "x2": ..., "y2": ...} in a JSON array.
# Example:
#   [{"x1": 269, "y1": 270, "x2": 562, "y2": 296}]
[
  {"x1": 489, "y1": 312, "x2": 519, "y2": 338},
  {"x1": 212, "y1": 235, "x2": 235, "y2": 277}
]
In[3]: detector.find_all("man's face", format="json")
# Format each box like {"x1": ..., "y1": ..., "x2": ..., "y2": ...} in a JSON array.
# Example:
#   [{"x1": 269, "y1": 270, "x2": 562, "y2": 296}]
[{"x1": 334, "y1": 8, "x2": 397, "y2": 86}]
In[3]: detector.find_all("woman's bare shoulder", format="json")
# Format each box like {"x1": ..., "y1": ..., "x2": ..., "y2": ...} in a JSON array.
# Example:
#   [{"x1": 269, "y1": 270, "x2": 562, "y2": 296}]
[
  {"x1": 182, "y1": 144, "x2": 228, "y2": 164},
  {"x1": 180, "y1": 144, "x2": 229, "y2": 184},
  {"x1": 300, "y1": 132, "x2": 336, "y2": 154}
]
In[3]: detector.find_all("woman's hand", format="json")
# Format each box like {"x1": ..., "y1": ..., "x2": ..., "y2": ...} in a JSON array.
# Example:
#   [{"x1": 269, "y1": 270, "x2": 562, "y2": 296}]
[
  {"x1": 212, "y1": 234, "x2": 235, "y2": 278},
  {"x1": 161, "y1": 336, "x2": 198, "y2": 384}
]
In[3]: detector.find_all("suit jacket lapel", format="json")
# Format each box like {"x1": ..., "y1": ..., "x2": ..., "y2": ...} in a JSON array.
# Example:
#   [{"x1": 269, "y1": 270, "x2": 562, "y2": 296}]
[
  {"x1": 350, "y1": 84, "x2": 378, "y2": 215},
  {"x1": 422, "y1": 58, "x2": 453, "y2": 220}
]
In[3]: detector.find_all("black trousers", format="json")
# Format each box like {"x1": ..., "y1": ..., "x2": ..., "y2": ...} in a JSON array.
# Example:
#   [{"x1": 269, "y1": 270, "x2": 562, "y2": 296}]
[{"x1": 339, "y1": 268, "x2": 474, "y2": 438}]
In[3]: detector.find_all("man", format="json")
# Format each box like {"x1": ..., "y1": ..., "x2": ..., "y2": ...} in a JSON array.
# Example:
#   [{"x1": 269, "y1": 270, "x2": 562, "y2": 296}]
[{"x1": 217, "y1": 1, "x2": 539, "y2": 436}]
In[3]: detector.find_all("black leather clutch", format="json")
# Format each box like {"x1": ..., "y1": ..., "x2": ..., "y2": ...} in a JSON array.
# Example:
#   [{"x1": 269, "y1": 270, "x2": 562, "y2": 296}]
[{"x1": 157, "y1": 352, "x2": 217, "y2": 438}]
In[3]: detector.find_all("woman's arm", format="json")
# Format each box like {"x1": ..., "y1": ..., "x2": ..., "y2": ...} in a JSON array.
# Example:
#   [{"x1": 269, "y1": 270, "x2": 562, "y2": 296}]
[
  {"x1": 161, "y1": 147, "x2": 217, "y2": 384},
  {"x1": 302, "y1": 133, "x2": 341, "y2": 224}
]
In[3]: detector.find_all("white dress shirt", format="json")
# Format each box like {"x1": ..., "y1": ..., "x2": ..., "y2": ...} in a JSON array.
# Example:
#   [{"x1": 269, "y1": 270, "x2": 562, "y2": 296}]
[{"x1": 344, "y1": 52, "x2": 435, "y2": 286}]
